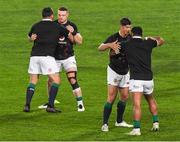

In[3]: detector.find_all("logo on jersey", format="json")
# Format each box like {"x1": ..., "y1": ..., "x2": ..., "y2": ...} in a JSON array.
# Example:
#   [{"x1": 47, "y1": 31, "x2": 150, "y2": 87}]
[{"x1": 59, "y1": 36, "x2": 65, "y2": 41}]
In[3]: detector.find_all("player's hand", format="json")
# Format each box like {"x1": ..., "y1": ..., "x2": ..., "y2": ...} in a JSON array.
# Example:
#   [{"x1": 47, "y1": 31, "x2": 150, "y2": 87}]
[
  {"x1": 110, "y1": 40, "x2": 121, "y2": 54},
  {"x1": 66, "y1": 25, "x2": 74, "y2": 33},
  {"x1": 30, "y1": 33, "x2": 37, "y2": 41}
]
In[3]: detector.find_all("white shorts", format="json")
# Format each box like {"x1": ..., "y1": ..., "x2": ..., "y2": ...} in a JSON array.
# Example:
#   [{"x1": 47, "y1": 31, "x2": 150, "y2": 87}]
[
  {"x1": 28, "y1": 56, "x2": 59, "y2": 75},
  {"x1": 107, "y1": 66, "x2": 129, "y2": 88},
  {"x1": 56, "y1": 56, "x2": 77, "y2": 72},
  {"x1": 129, "y1": 79, "x2": 154, "y2": 95}
]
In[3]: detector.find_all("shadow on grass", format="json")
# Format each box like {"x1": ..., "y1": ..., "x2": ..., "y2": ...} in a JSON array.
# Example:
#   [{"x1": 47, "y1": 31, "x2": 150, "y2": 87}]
[{"x1": 0, "y1": 109, "x2": 62, "y2": 124}]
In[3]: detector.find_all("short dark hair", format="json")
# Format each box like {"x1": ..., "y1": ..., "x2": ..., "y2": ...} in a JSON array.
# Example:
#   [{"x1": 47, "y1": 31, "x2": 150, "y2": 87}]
[
  {"x1": 42, "y1": 7, "x2": 53, "y2": 18},
  {"x1": 131, "y1": 26, "x2": 143, "y2": 36},
  {"x1": 120, "y1": 18, "x2": 131, "y2": 26},
  {"x1": 59, "y1": 7, "x2": 68, "y2": 11}
]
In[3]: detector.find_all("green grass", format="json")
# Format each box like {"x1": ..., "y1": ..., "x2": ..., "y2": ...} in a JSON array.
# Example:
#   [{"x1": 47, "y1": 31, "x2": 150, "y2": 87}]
[{"x1": 0, "y1": 0, "x2": 180, "y2": 140}]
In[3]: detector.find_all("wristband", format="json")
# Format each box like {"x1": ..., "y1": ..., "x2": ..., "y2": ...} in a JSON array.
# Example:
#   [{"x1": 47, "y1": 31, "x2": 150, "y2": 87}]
[{"x1": 72, "y1": 31, "x2": 77, "y2": 36}]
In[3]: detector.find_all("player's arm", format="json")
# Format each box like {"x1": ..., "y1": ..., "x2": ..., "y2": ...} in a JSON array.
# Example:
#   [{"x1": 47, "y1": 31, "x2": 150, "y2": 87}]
[
  {"x1": 28, "y1": 25, "x2": 37, "y2": 42},
  {"x1": 67, "y1": 32, "x2": 74, "y2": 43},
  {"x1": 28, "y1": 33, "x2": 37, "y2": 42},
  {"x1": 66, "y1": 25, "x2": 83, "y2": 45},
  {"x1": 98, "y1": 40, "x2": 120, "y2": 53},
  {"x1": 146, "y1": 36, "x2": 165, "y2": 46},
  {"x1": 59, "y1": 25, "x2": 74, "y2": 43},
  {"x1": 73, "y1": 33, "x2": 83, "y2": 45}
]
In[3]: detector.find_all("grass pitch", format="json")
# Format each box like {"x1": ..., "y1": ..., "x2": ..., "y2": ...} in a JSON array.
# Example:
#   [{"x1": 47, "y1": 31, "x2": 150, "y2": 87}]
[{"x1": 0, "y1": 0, "x2": 180, "y2": 140}]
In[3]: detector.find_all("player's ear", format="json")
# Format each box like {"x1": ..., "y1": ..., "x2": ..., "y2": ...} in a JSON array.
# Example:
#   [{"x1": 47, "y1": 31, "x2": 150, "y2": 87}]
[{"x1": 51, "y1": 14, "x2": 54, "y2": 20}]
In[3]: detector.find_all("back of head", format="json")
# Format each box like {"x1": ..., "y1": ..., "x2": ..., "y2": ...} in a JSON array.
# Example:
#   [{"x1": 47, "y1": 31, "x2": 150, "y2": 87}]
[
  {"x1": 131, "y1": 26, "x2": 143, "y2": 36},
  {"x1": 42, "y1": 7, "x2": 53, "y2": 18},
  {"x1": 120, "y1": 17, "x2": 131, "y2": 26}
]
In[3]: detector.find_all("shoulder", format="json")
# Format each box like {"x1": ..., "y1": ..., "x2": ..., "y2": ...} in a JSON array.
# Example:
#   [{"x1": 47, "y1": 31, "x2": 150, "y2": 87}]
[
  {"x1": 68, "y1": 20, "x2": 77, "y2": 27},
  {"x1": 32, "y1": 21, "x2": 42, "y2": 27},
  {"x1": 109, "y1": 32, "x2": 119, "y2": 39},
  {"x1": 103, "y1": 33, "x2": 118, "y2": 44}
]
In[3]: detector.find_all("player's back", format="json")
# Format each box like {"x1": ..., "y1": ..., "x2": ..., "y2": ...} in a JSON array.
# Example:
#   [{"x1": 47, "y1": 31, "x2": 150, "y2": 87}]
[
  {"x1": 124, "y1": 38, "x2": 156, "y2": 80},
  {"x1": 29, "y1": 21, "x2": 62, "y2": 57}
]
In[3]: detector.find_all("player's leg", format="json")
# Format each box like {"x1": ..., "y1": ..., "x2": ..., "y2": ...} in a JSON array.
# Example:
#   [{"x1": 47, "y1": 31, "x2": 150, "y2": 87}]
[
  {"x1": 66, "y1": 70, "x2": 85, "y2": 111},
  {"x1": 64, "y1": 56, "x2": 85, "y2": 111},
  {"x1": 116, "y1": 87, "x2": 133, "y2": 127},
  {"x1": 144, "y1": 94, "x2": 159, "y2": 131},
  {"x1": 24, "y1": 74, "x2": 39, "y2": 112},
  {"x1": 127, "y1": 80, "x2": 143, "y2": 135},
  {"x1": 24, "y1": 57, "x2": 40, "y2": 112},
  {"x1": 47, "y1": 78, "x2": 60, "y2": 104},
  {"x1": 144, "y1": 80, "x2": 159, "y2": 131},
  {"x1": 101, "y1": 66, "x2": 118, "y2": 132},
  {"x1": 38, "y1": 59, "x2": 62, "y2": 109},
  {"x1": 102, "y1": 85, "x2": 118, "y2": 132},
  {"x1": 38, "y1": 77, "x2": 60, "y2": 109},
  {"x1": 47, "y1": 73, "x2": 60, "y2": 109},
  {"x1": 133, "y1": 92, "x2": 142, "y2": 127},
  {"x1": 40, "y1": 56, "x2": 61, "y2": 113},
  {"x1": 127, "y1": 92, "x2": 142, "y2": 135},
  {"x1": 115, "y1": 72, "x2": 132, "y2": 127}
]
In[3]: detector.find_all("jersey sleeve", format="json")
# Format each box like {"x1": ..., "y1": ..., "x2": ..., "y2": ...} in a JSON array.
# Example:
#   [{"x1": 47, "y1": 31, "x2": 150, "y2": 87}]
[
  {"x1": 28, "y1": 25, "x2": 34, "y2": 37},
  {"x1": 103, "y1": 35, "x2": 114, "y2": 44},
  {"x1": 71, "y1": 23, "x2": 79, "y2": 33},
  {"x1": 147, "y1": 39, "x2": 158, "y2": 48}
]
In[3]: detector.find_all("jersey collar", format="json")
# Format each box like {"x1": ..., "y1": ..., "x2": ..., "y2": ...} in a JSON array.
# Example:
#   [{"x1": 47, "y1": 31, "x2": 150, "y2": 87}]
[
  {"x1": 133, "y1": 36, "x2": 142, "y2": 39},
  {"x1": 42, "y1": 18, "x2": 52, "y2": 21}
]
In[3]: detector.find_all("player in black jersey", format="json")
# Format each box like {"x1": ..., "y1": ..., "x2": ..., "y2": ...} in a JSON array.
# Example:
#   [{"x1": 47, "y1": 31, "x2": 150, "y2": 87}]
[
  {"x1": 121, "y1": 26, "x2": 164, "y2": 135},
  {"x1": 98, "y1": 18, "x2": 133, "y2": 132},
  {"x1": 23, "y1": 7, "x2": 71, "y2": 113},
  {"x1": 38, "y1": 7, "x2": 85, "y2": 112}
]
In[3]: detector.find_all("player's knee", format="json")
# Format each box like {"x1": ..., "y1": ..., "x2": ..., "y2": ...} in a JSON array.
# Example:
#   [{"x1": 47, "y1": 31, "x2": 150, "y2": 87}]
[
  {"x1": 107, "y1": 99, "x2": 114, "y2": 104},
  {"x1": 107, "y1": 95, "x2": 116, "y2": 104},
  {"x1": 67, "y1": 71, "x2": 79, "y2": 89},
  {"x1": 69, "y1": 78, "x2": 76, "y2": 84},
  {"x1": 49, "y1": 75, "x2": 60, "y2": 84},
  {"x1": 121, "y1": 94, "x2": 129, "y2": 101},
  {"x1": 30, "y1": 75, "x2": 39, "y2": 84}
]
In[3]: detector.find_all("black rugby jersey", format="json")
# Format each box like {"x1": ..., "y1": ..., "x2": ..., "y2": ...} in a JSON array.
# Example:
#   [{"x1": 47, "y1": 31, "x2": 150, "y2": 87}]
[
  {"x1": 122, "y1": 37, "x2": 157, "y2": 80},
  {"x1": 28, "y1": 20, "x2": 69, "y2": 57},
  {"x1": 54, "y1": 20, "x2": 79, "y2": 60},
  {"x1": 104, "y1": 33, "x2": 131, "y2": 75}
]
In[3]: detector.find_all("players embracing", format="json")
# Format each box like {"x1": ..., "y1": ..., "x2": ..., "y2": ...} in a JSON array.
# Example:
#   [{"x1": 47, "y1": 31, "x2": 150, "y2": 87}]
[{"x1": 38, "y1": 7, "x2": 85, "y2": 112}]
